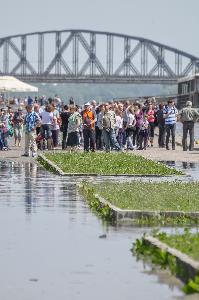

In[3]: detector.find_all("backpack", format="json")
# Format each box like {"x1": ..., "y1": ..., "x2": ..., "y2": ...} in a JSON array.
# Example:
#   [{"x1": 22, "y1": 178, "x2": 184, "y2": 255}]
[{"x1": 102, "y1": 115, "x2": 111, "y2": 129}]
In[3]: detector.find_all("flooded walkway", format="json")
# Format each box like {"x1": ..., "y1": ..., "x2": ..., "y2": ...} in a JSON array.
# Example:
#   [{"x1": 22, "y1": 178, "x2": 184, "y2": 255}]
[{"x1": 0, "y1": 160, "x2": 191, "y2": 300}]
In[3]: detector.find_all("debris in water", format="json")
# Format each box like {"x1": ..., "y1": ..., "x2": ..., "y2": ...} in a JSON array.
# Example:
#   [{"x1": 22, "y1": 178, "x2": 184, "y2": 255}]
[
  {"x1": 29, "y1": 278, "x2": 39, "y2": 282},
  {"x1": 99, "y1": 234, "x2": 107, "y2": 238}
]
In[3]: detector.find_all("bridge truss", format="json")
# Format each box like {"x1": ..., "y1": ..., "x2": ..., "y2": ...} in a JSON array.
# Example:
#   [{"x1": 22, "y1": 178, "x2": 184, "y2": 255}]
[{"x1": 0, "y1": 29, "x2": 198, "y2": 84}]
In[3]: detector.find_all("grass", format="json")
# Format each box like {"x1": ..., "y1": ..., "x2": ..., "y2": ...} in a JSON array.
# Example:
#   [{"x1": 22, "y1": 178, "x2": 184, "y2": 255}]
[
  {"x1": 43, "y1": 152, "x2": 182, "y2": 175},
  {"x1": 82, "y1": 181, "x2": 199, "y2": 212},
  {"x1": 157, "y1": 230, "x2": 199, "y2": 261}
]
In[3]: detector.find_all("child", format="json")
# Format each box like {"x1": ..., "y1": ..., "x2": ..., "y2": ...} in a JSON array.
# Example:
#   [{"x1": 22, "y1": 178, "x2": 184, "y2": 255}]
[{"x1": 138, "y1": 114, "x2": 149, "y2": 150}]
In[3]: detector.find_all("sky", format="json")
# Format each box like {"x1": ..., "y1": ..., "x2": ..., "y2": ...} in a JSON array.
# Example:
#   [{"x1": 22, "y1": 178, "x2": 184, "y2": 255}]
[{"x1": 0, "y1": 0, "x2": 199, "y2": 57}]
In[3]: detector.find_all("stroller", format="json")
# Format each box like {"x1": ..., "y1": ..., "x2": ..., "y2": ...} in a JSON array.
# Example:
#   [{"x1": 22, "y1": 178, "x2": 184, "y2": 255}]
[{"x1": 35, "y1": 133, "x2": 43, "y2": 150}]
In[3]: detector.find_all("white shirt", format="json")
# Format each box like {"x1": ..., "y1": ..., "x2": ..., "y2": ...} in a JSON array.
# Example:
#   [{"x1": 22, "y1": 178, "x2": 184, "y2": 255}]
[
  {"x1": 41, "y1": 111, "x2": 53, "y2": 124},
  {"x1": 115, "y1": 115, "x2": 123, "y2": 129},
  {"x1": 127, "y1": 113, "x2": 135, "y2": 126}
]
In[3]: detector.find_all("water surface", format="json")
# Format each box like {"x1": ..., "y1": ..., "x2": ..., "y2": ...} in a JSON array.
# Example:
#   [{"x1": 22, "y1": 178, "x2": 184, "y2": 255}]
[{"x1": 0, "y1": 161, "x2": 195, "y2": 300}]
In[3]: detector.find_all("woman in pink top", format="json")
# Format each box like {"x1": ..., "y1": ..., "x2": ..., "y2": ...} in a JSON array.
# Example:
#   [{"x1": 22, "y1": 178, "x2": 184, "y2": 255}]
[{"x1": 146, "y1": 103, "x2": 156, "y2": 147}]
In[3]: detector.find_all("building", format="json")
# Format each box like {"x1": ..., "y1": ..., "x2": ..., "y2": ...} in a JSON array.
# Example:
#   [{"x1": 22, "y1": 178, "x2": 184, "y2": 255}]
[{"x1": 177, "y1": 73, "x2": 199, "y2": 108}]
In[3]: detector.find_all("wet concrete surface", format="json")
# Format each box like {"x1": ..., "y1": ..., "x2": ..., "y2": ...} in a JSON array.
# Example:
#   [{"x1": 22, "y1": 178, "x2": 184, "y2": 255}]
[{"x1": 0, "y1": 160, "x2": 195, "y2": 300}]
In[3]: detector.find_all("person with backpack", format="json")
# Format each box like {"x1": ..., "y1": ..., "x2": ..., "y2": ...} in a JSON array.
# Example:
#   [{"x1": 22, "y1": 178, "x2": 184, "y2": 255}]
[
  {"x1": 82, "y1": 102, "x2": 96, "y2": 152},
  {"x1": 67, "y1": 105, "x2": 82, "y2": 152},
  {"x1": 101, "y1": 103, "x2": 121, "y2": 152}
]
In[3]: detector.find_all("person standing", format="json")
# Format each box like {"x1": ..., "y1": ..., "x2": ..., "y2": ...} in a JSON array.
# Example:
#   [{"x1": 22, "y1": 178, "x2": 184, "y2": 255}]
[
  {"x1": 40, "y1": 104, "x2": 54, "y2": 150},
  {"x1": 126, "y1": 105, "x2": 136, "y2": 150},
  {"x1": 51, "y1": 104, "x2": 60, "y2": 149},
  {"x1": 13, "y1": 107, "x2": 24, "y2": 147},
  {"x1": 133, "y1": 103, "x2": 143, "y2": 148},
  {"x1": 60, "y1": 105, "x2": 70, "y2": 150},
  {"x1": 146, "y1": 102, "x2": 156, "y2": 147},
  {"x1": 23, "y1": 105, "x2": 40, "y2": 157},
  {"x1": 101, "y1": 103, "x2": 121, "y2": 152},
  {"x1": 67, "y1": 106, "x2": 82, "y2": 152},
  {"x1": 179, "y1": 101, "x2": 199, "y2": 151},
  {"x1": 0, "y1": 107, "x2": 11, "y2": 150},
  {"x1": 115, "y1": 109, "x2": 124, "y2": 150},
  {"x1": 156, "y1": 103, "x2": 166, "y2": 148},
  {"x1": 138, "y1": 114, "x2": 149, "y2": 150},
  {"x1": 82, "y1": 102, "x2": 96, "y2": 152},
  {"x1": 95, "y1": 104, "x2": 104, "y2": 150},
  {"x1": 163, "y1": 99, "x2": 178, "y2": 150}
]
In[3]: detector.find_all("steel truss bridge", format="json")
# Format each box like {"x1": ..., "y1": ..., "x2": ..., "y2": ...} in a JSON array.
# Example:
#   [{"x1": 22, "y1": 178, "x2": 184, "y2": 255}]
[{"x1": 0, "y1": 29, "x2": 199, "y2": 84}]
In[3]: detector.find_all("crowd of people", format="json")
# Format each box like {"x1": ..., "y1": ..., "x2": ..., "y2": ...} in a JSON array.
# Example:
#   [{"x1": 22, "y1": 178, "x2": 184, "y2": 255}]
[{"x1": 0, "y1": 95, "x2": 199, "y2": 157}]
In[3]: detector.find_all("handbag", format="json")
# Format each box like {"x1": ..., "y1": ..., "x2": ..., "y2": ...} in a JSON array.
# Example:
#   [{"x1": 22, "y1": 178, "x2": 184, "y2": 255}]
[{"x1": 8, "y1": 127, "x2": 13, "y2": 137}]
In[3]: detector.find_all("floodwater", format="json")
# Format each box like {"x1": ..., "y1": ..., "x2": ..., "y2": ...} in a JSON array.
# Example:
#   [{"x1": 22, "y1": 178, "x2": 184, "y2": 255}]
[
  {"x1": 163, "y1": 161, "x2": 199, "y2": 182},
  {"x1": 0, "y1": 160, "x2": 198, "y2": 300}
]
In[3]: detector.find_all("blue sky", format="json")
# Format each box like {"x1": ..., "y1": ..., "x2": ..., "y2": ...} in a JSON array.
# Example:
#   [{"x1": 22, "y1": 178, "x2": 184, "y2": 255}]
[{"x1": 1, "y1": 0, "x2": 198, "y2": 57}]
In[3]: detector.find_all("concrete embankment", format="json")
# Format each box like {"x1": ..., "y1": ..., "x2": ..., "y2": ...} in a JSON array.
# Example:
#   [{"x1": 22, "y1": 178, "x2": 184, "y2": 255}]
[{"x1": 143, "y1": 236, "x2": 199, "y2": 283}]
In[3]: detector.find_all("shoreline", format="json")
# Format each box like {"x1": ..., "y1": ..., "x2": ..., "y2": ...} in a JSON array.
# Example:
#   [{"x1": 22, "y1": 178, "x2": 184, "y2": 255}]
[{"x1": 0, "y1": 133, "x2": 199, "y2": 164}]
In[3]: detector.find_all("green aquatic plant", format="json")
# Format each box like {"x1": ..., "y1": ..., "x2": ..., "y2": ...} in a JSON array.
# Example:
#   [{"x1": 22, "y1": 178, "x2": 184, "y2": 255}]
[
  {"x1": 83, "y1": 181, "x2": 199, "y2": 213},
  {"x1": 79, "y1": 182, "x2": 199, "y2": 225},
  {"x1": 78, "y1": 182, "x2": 114, "y2": 222},
  {"x1": 43, "y1": 152, "x2": 183, "y2": 175},
  {"x1": 156, "y1": 230, "x2": 199, "y2": 261},
  {"x1": 183, "y1": 276, "x2": 199, "y2": 294},
  {"x1": 133, "y1": 232, "x2": 199, "y2": 294}
]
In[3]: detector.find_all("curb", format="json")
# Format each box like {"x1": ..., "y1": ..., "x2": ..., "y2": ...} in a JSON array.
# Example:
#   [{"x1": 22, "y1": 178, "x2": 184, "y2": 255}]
[
  {"x1": 37, "y1": 153, "x2": 65, "y2": 175},
  {"x1": 143, "y1": 235, "x2": 199, "y2": 283},
  {"x1": 91, "y1": 192, "x2": 199, "y2": 222}
]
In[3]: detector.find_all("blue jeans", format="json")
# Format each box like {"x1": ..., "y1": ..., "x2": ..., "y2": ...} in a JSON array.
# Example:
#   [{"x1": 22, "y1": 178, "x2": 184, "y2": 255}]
[
  {"x1": 40, "y1": 124, "x2": 52, "y2": 139},
  {"x1": 165, "y1": 124, "x2": 176, "y2": 149},
  {"x1": 102, "y1": 128, "x2": 121, "y2": 151},
  {"x1": 0, "y1": 131, "x2": 3, "y2": 149}
]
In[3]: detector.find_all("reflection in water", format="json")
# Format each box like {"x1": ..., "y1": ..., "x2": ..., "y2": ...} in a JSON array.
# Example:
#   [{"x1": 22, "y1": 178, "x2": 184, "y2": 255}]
[
  {"x1": 159, "y1": 160, "x2": 198, "y2": 172},
  {"x1": 165, "y1": 161, "x2": 176, "y2": 167},
  {"x1": 0, "y1": 160, "x2": 195, "y2": 300},
  {"x1": 182, "y1": 162, "x2": 196, "y2": 169}
]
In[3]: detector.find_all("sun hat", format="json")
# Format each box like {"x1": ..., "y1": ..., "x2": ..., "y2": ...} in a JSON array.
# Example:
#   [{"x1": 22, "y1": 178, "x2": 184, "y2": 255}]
[{"x1": 186, "y1": 100, "x2": 192, "y2": 107}]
